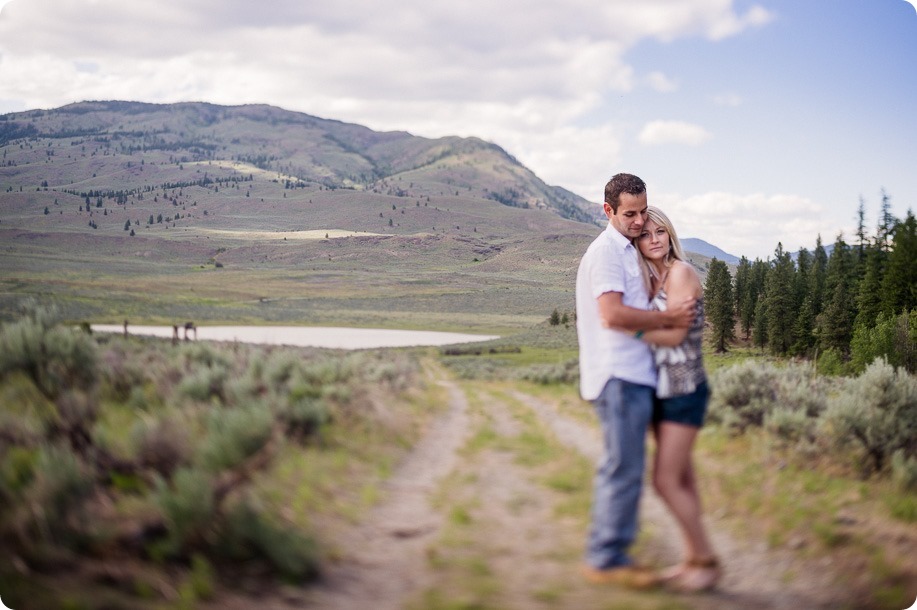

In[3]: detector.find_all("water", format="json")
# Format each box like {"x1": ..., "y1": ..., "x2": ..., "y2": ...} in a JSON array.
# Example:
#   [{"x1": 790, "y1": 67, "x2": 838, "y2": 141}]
[{"x1": 91, "y1": 324, "x2": 499, "y2": 350}]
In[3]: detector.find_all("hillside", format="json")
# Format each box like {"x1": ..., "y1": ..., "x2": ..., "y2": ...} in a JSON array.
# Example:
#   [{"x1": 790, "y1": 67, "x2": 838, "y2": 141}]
[
  {"x1": 0, "y1": 101, "x2": 708, "y2": 330},
  {"x1": 0, "y1": 101, "x2": 607, "y2": 329}
]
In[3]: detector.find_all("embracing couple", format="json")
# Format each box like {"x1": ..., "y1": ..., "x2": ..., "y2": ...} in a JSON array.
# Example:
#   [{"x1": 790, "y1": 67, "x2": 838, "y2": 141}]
[{"x1": 575, "y1": 172, "x2": 720, "y2": 593}]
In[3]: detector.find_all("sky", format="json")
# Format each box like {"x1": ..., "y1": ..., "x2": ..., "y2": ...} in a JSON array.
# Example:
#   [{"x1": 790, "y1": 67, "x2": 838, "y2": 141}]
[{"x1": 0, "y1": 0, "x2": 915, "y2": 260}]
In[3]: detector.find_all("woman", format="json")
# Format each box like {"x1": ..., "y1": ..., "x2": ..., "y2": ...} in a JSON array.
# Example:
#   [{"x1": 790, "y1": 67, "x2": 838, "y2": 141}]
[{"x1": 633, "y1": 206, "x2": 720, "y2": 592}]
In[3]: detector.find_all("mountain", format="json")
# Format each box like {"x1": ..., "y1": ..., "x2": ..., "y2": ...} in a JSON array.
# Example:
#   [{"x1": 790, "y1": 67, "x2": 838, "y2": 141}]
[
  {"x1": 0, "y1": 100, "x2": 727, "y2": 327},
  {"x1": 680, "y1": 238, "x2": 740, "y2": 264},
  {"x1": 0, "y1": 100, "x2": 601, "y2": 226}
]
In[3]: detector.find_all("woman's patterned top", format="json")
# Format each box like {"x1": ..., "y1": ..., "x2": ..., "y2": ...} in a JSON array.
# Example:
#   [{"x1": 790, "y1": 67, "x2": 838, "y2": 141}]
[{"x1": 651, "y1": 288, "x2": 706, "y2": 399}]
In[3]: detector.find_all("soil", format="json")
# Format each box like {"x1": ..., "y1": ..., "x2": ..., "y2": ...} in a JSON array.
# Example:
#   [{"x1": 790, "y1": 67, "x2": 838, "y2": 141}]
[{"x1": 203, "y1": 373, "x2": 906, "y2": 610}]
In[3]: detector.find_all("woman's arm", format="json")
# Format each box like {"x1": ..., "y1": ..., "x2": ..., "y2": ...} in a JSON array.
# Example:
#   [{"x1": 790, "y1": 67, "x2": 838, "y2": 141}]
[
  {"x1": 597, "y1": 290, "x2": 696, "y2": 331},
  {"x1": 641, "y1": 262, "x2": 701, "y2": 347}
]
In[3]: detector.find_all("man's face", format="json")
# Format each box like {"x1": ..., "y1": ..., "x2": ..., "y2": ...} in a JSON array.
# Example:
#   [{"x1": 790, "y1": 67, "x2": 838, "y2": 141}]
[{"x1": 604, "y1": 191, "x2": 648, "y2": 238}]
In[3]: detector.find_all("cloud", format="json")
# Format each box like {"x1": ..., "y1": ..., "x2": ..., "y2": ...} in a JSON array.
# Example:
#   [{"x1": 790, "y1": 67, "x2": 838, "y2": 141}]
[
  {"x1": 637, "y1": 120, "x2": 712, "y2": 146},
  {"x1": 0, "y1": 0, "x2": 781, "y2": 252},
  {"x1": 713, "y1": 93, "x2": 743, "y2": 107},
  {"x1": 653, "y1": 191, "x2": 847, "y2": 260},
  {"x1": 645, "y1": 71, "x2": 678, "y2": 92}
]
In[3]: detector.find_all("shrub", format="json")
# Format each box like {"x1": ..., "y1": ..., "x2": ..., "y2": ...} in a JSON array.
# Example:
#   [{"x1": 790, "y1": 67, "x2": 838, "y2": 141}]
[
  {"x1": 197, "y1": 404, "x2": 273, "y2": 472},
  {"x1": 707, "y1": 361, "x2": 779, "y2": 432},
  {"x1": 764, "y1": 407, "x2": 815, "y2": 446},
  {"x1": 819, "y1": 358, "x2": 917, "y2": 474},
  {"x1": 709, "y1": 360, "x2": 830, "y2": 434},
  {"x1": 154, "y1": 467, "x2": 215, "y2": 556},
  {"x1": 891, "y1": 450, "x2": 917, "y2": 492},
  {"x1": 27, "y1": 444, "x2": 94, "y2": 541},
  {"x1": 815, "y1": 347, "x2": 847, "y2": 376},
  {"x1": 0, "y1": 316, "x2": 98, "y2": 398},
  {"x1": 177, "y1": 363, "x2": 228, "y2": 403},
  {"x1": 516, "y1": 359, "x2": 579, "y2": 385},
  {"x1": 178, "y1": 342, "x2": 230, "y2": 370},
  {"x1": 218, "y1": 501, "x2": 319, "y2": 581},
  {"x1": 132, "y1": 416, "x2": 192, "y2": 477},
  {"x1": 279, "y1": 397, "x2": 330, "y2": 439}
]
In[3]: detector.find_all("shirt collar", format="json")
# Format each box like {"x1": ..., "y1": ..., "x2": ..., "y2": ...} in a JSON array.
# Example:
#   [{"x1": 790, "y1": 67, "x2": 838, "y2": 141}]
[{"x1": 605, "y1": 222, "x2": 634, "y2": 250}]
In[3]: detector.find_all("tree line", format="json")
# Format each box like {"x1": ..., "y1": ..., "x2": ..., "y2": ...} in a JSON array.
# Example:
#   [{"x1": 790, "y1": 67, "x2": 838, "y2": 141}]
[{"x1": 704, "y1": 194, "x2": 916, "y2": 374}]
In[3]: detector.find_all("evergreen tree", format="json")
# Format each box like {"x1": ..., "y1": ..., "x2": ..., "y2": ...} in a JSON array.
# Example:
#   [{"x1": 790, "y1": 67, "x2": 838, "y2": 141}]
[
  {"x1": 791, "y1": 248, "x2": 815, "y2": 355},
  {"x1": 854, "y1": 243, "x2": 886, "y2": 329},
  {"x1": 764, "y1": 244, "x2": 796, "y2": 354},
  {"x1": 734, "y1": 257, "x2": 752, "y2": 338},
  {"x1": 704, "y1": 258, "x2": 735, "y2": 352},
  {"x1": 855, "y1": 196, "x2": 868, "y2": 268},
  {"x1": 880, "y1": 210, "x2": 917, "y2": 316},
  {"x1": 808, "y1": 236, "x2": 829, "y2": 317},
  {"x1": 816, "y1": 235, "x2": 857, "y2": 355},
  {"x1": 752, "y1": 297, "x2": 768, "y2": 351},
  {"x1": 876, "y1": 188, "x2": 895, "y2": 252}
]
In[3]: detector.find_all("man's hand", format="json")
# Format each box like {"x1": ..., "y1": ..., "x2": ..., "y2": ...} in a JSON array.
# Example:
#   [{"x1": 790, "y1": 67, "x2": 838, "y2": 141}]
[{"x1": 664, "y1": 296, "x2": 696, "y2": 328}]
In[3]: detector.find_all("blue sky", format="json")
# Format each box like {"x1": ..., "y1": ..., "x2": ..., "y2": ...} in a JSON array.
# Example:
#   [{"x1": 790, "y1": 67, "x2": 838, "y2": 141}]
[{"x1": 0, "y1": 0, "x2": 914, "y2": 259}]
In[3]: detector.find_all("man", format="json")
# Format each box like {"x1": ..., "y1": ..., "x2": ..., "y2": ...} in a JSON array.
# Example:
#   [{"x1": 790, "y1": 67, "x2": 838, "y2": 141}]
[{"x1": 575, "y1": 173, "x2": 695, "y2": 588}]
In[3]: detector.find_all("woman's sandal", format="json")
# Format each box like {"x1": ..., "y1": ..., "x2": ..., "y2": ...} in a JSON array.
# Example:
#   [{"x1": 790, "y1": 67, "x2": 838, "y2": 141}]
[{"x1": 670, "y1": 556, "x2": 721, "y2": 593}]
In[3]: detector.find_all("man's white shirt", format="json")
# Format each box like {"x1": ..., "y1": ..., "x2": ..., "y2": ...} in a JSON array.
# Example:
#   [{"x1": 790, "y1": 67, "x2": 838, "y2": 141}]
[{"x1": 575, "y1": 223, "x2": 656, "y2": 400}]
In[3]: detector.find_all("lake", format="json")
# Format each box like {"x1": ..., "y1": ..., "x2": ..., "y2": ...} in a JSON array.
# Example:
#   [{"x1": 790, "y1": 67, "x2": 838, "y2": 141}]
[{"x1": 91, "y1": 324, "x2": 499, "y2": 350}]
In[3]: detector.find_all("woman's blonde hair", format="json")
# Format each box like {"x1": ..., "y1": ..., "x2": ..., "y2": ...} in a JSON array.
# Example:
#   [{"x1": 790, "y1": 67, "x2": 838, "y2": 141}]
[
  {"x1": 645, "y1": 205, "x2": 686, "y2": 265},
  {"x1": 636, "y1": 205, "x2": 686, "y2": 293}
]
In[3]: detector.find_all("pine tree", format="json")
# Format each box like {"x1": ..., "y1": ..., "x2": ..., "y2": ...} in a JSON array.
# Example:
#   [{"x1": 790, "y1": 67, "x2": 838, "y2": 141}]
[
  {"x1": 880, "y1": 210, "x2": 917, "y2": 316},
  {"x1": 741, "y1": 259, "x2": 769, "y2": 343},
  {"x1": 764, "y1": 244, "x2": 796, "y2": 354},
  {"x1": 855, "y1": 196, "x2": 868, "y2": 268},
  {"x1": 808, "y1": 236, "x2": 829, "y2": 317},
  {"x1": 704, "y1": 258, "x2": 735, "y2": 352},
  {"x1": 734, "y1": 257, "x2": 752, "y2": 338},
  {"x1": 854, "y1": 243, "x2": 886, "y2": 329},
  {"x1": 816, "y1": 235, "x2": 856, "y2": 355},
  {"x1": 752, "y1": 297, "x2": 768, "y2": 351},
  {"x1": 876, "y1": 189, "x2": 896, "y2": 252},
  {"x1": 791, "y1": 248, "x2": 815, "y2": 356}
]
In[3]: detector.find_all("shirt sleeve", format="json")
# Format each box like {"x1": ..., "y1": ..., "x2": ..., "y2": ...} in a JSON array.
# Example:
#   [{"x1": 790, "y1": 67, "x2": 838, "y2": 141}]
[{"x1": 590, "y1": 242, "x2": 625, "y2": 299}]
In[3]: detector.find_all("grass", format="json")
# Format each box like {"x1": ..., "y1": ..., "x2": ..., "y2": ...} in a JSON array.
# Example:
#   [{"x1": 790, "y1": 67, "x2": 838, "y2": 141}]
[{"x1": 695, "y1": 427, "x2": 916, "y2": 608}]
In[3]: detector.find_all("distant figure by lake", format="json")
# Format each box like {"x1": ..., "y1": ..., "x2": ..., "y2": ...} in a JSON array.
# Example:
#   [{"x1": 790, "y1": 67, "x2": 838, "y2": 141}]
[{"x1": 91, "y1": 325, "x2": 499, "y2": 350}]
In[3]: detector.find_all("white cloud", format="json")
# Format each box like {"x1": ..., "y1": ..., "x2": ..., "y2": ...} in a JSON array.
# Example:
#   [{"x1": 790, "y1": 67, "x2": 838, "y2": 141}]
[
  {"x1": 652, "y1": 191, "x2": 849, "y2": 260},
  {"x1": 637, "y1": 120, "x2": 712, "y2": 146},
  {"x1": 713, "y1": 93, "x2": 743, "y2": 106},
  {"x1": 645, "y1": 71, "x2": 678, "y2": 92}
]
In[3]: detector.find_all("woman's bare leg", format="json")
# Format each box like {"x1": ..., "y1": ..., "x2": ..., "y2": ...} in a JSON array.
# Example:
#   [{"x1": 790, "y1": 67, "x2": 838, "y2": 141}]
[{"x1": 652, "y1": 421, "x2": 719, "y2": 589}]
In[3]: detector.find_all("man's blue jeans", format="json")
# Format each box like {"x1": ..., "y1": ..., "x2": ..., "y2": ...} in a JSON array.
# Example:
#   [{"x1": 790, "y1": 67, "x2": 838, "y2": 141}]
[{"x1": 586, "y1": 377, "x2": 654, "y2": 569}]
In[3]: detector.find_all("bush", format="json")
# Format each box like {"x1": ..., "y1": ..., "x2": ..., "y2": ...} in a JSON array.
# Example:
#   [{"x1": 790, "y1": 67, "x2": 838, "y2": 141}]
[
  {"x1": 177, "y1": 363, "x2": 229, "y2": 402},
  {"x1": 819, "y1": 358, "x2": 917, "y2": 474},
  {"x1": 850, "y1": 310, "x2": 916, "y2": 374},
  {"x1": 764, "y1": 407, "x2": 815, "y2": 445},
  {"x1": 218, "y1": 501, "x2": 319, "y2": 581},
  {"x1": 155, "y1": 467, "x2": 215, "y2": 556},
  {"x1": 516, "y1": 359, "x2": 579, "y2": 385},
  {"x1": 708, "y1": 360, "x2": 829, "y2": 435},
  {"x1": 279, "y1": 397, "x2": 330, "y2": 438},
  {"x1": 891, "y1": 450, "x2": 917, "y2": 492},
  {"x1": 197, "y1": 404, "x2": 273, "y2": 472},
  {"x1": 132, "y1": 416, "x2": 192, "y2": 477},
  {"x1": 815, "y1": 347, "x2": 847, "y2": 376},
  {"x1": 27, "y1": 444, "x2": 94, "y2": 541},
  {"x1": 0, "y1": 316, "x2": 98, "y2": 398}
]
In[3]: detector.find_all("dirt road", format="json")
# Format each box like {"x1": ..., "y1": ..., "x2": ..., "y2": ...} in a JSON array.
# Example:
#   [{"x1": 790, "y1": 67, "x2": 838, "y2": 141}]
[{"x1": 211, "y1": 373, "x2": 863, "y2": 609}]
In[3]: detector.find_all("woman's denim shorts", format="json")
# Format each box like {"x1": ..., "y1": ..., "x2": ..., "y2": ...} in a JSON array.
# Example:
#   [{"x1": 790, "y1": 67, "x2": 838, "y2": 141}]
[{"x1": 653, "y1": 380, "x2": 710, "y2": 428}]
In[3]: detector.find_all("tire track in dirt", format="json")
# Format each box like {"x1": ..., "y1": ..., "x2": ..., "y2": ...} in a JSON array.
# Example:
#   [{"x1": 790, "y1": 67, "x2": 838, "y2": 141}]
[
  {"x1": 509, "y1": 389, "x2": 847, "y2": 610},
  {"x1": 301, "y1": 379, "x2": 471, "y2": 610}
]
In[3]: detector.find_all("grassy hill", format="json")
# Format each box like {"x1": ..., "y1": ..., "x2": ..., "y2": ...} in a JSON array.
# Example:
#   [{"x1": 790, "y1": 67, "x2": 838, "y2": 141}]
[{"x1": 0, "y1": 101, "x2": 711, "y2": 332}]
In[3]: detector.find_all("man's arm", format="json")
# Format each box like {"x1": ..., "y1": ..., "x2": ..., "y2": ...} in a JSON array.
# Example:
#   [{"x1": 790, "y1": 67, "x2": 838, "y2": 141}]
[{"x1": 597, "y1": 291, "x2": 695, "y2": 331}]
